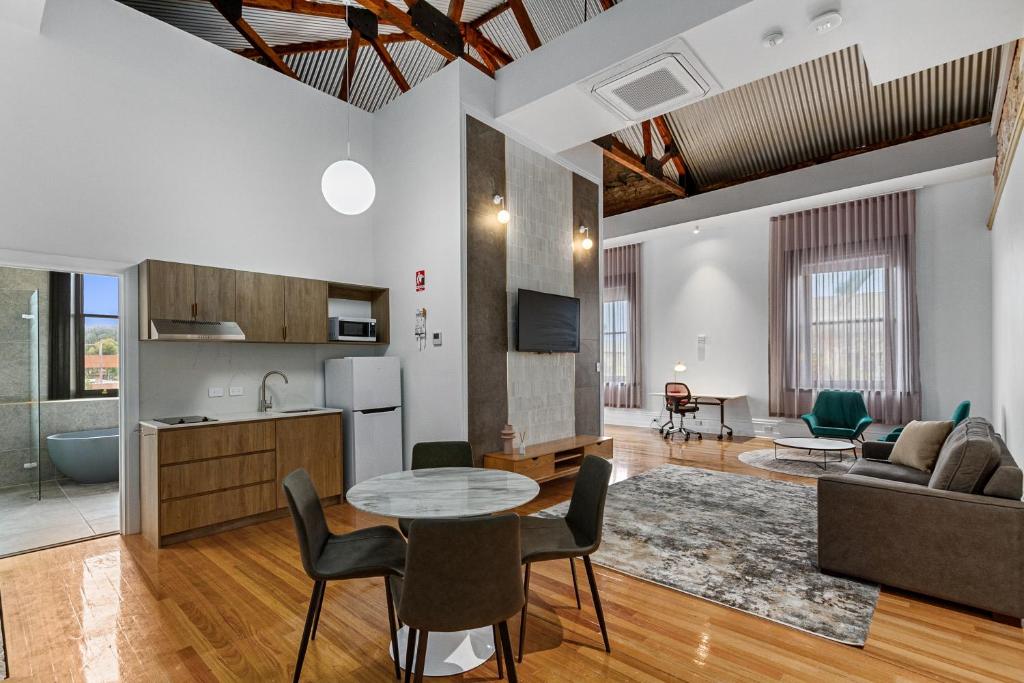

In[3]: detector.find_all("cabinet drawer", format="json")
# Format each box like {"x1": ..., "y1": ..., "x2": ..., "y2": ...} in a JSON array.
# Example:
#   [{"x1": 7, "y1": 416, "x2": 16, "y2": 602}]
[
  {"x1": 160, "y1": 451, "x2": 275, "y2": 500},
  {"x1": 513, "y1": 454, "x2": 554, "y2": 480},
  {"x1": 160, "y1": 482, "x2": 276, "y2": 536},
  {"x1": 159, "y1": 421, "x2": 275, "y2": 465}
]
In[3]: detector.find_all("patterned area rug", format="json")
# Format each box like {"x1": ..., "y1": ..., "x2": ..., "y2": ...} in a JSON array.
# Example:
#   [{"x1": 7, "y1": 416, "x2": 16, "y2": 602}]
[
  {"x1": 539, "y1": 465, "x2": 878, "y2": 646},
  {"x1": 738, "y1": 447, "x2": 855, "y2": 478}
]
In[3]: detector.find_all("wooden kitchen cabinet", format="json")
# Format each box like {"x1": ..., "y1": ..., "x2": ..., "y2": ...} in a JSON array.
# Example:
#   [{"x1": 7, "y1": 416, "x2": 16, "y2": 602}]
[
  {"x1": 275, "y1": 413, "x2": 342, "y2": 508},
  {"x1": 140, "y1": 260, "x2": 194, "y2": 335},
  {"x1": 235, "y1": 271, "x2": 286, "y2": 342},
  {"x1": 194, "y1": 265, "x2": 236, "y2": 322},
  {"x1": 284, "y1": 277, "x2": 328, "y2": 343},
  {"x1": 140, "y1": 413, "x2": 343, "y2": 547}
]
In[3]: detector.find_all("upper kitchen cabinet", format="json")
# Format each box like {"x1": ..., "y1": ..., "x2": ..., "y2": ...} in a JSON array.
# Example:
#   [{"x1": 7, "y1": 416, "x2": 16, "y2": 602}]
[
  {"x1": 236, "y1": 271, "x2": 286, "y2": 343},
  {"x1": 194, "y1": 265, "x2": 236, "y2": 322},
  {"x1": 284, "y1": 277, "x2": 327, "y2": 343},
  {"x1": 140, "y1": 260, "x2": 237, "y2": 339},
  {"x1": 140, "y1": 260, "x2": 194, "y2": 334}
]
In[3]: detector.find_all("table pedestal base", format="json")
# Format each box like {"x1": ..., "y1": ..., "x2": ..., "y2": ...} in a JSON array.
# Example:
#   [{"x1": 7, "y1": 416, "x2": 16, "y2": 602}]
[{"x1": 390, "y1": 625, "x2": 495, "y2": 676}]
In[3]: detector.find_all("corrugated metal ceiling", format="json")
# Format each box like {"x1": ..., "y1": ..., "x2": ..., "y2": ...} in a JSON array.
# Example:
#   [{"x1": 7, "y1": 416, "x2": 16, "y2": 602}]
[
  {"x1": 118, "y1": 0, "x2": 605, "y2": 111},
  {"x1": 614, "y1": 44, "x2": 1001, "y2": 189}
]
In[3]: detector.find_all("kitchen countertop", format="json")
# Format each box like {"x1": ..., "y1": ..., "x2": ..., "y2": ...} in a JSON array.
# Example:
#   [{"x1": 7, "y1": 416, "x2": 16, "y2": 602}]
[{"x1": 139, "y1": 408, "x2": 343, "y2": 431}]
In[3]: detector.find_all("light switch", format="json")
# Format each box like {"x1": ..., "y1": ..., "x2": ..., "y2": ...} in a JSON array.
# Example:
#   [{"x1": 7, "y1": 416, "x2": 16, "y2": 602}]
[
  {"x1": 208, "y1": 387, "x2": 224, "y2": 398},
  {"x1": 229, "y1": 386, "x2": 244, "y2": 396}
]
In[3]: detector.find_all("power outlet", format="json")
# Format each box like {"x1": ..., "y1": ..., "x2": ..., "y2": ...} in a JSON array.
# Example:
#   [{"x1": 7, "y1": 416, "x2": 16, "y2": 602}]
[
  {"x1": 208, "y1": 387, "x2": 224, "y2": 398},
  {"x1": 229, "y1": 386, "x2": 244, "y2": 396}
]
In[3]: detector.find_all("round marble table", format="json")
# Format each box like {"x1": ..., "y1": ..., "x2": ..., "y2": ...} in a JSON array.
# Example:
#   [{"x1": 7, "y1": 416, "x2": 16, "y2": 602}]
[{"x1": 347, "y1": 467, "x2": 539, "y2": 676}]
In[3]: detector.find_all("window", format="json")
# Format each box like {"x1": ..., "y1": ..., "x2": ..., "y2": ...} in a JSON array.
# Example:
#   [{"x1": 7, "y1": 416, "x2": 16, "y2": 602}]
[
  {"x1": 603, "y1": 297, "x2": 630, "y2": 385},
  {"x1": 75, "y1": 274, "x2": 119, "y2": 397},
  {"x1": 800, "y1": 259, "x2": 887, "y2": 390}
]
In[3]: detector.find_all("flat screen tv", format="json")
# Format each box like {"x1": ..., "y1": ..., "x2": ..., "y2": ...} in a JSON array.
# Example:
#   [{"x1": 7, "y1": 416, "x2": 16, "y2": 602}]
[{"x1": 516, "y1": 288, "x2": 580, "y2": 353}]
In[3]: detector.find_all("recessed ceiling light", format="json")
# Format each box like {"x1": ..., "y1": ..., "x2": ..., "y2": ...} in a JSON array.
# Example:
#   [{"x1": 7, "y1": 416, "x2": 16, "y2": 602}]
[
  {"x1": 762, "y1": 31, "x2": 785, "y2": 48},
  {"x1": 811, "y1": 10, "x2": 843, "y2": 34}
]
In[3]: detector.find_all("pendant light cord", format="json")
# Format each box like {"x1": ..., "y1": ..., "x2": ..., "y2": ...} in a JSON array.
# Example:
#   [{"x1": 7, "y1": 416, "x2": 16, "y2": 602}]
[{"x1": 346, "y1": 3, "x2": 352, "y2": 160}]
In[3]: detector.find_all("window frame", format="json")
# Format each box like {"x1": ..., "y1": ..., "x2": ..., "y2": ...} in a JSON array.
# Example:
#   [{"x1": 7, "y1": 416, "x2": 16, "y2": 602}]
[
  {"x1": 602, "y1": 293, "x2": 630, "y2": 386},
  {"x1": 74, "y1": 274, "x2": 120, "y2": 398}
]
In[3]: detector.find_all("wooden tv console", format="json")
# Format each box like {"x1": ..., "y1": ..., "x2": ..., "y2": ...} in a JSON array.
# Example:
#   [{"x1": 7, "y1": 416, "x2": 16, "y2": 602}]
[{"x1": 483, "y1": 435, "x2": 613, "y2": 483}]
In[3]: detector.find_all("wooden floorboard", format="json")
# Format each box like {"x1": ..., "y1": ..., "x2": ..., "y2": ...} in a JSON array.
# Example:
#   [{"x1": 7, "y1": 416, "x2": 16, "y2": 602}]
[{"x1": 0, "y1": 425, "x2": 1021, "y2": 681}]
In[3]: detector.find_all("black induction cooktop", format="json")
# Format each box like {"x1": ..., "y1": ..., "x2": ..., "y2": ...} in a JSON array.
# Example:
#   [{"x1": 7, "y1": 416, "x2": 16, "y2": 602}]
[{"x1": 153, "y1": 415, "x2": 217, "y2": 425}]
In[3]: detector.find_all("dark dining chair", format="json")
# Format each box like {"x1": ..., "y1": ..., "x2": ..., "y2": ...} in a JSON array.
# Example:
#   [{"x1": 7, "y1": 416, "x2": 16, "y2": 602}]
[
  {"x1": 398, "y1": 441, "x2": 475, "y2": 537},
  {"x1": 391, "y1": 514, "x2": 523, "y2": 682},
  {"x1": 518, "y1": 455, "x2": 612, "y2": 662},
  {"x1": 282, "y1": 469, "x2": 408, "y2": 683}
]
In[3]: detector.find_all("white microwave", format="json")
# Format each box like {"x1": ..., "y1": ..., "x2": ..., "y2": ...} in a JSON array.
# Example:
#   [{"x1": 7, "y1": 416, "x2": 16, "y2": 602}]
[{"x1": 329, "y1": 316, "x2": 377, "y2": 342}]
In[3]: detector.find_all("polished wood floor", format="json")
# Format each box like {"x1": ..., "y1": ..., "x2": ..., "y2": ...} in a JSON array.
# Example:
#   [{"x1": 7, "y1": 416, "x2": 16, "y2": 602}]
[{"x1": 1, "y1": 425, "x2": 1022, "y2": 681}]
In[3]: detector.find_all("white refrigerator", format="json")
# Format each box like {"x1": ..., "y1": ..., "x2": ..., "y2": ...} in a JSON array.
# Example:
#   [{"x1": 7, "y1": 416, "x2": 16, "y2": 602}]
[{"x1": 325, "y1": 357, "x2": 403, "y2": 492}]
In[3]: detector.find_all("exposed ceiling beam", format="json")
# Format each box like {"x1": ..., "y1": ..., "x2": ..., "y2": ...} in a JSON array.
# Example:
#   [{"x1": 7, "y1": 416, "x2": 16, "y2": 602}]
[
  {"x1": 210, "y1": 0, "x2": 296, "y2": 77},
  {"x1": 469, "y1": 2, "x2": 509, "y2": 29},
  {"x1": 599, "y1": 0, "x2": 615, "y2": 9},
  {"x1": 338, "y1": 30, "x2": 360, "y2": 101},
  {"x1": 641, "y1": 120, "x2": 652, "y2": 158},
  {"x1": 365, "y1": 34, "x2": 411, "y2": 92},
  {"x1": 241, "y1": 0, "x2": 398, "y2": 25},
  {"x1": 595, "y1": 135, "x2": 686, "y2": 198},
  {"x1": 507, "y1": 0, "x2": 541, "y2": 50},
  {"x1": 355, "y1": 0, "x2": 463, "y2": 62},
  {"x1": 463, "y1": 23, "x2": 511, "y2": 68},
  {"x1": 235, "y1": 33, "x2": 413, "y2": 60},
  {"x1": 447, "y1": 0, "x2": 465, "y2": 22},
  {"x1": 651, "y1": 115, "x2": 687, "y2": 177}
]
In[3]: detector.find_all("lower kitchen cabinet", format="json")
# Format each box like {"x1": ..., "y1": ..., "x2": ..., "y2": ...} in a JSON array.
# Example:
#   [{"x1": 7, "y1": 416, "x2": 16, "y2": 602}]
[{"x1": 140, "y1": 413, "x2": 343, "y2": 547}]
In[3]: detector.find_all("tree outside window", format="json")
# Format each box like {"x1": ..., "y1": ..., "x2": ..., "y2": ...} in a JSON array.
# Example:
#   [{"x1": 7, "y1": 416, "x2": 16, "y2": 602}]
[{"x1": 76, "y1": 274, "x2": 119, "y2": 397}]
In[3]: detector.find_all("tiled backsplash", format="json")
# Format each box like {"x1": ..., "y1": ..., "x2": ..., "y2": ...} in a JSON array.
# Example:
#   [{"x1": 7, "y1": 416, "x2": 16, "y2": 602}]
[{"x1": 505, "y1": 139, "x2": 576, "y2": 446}]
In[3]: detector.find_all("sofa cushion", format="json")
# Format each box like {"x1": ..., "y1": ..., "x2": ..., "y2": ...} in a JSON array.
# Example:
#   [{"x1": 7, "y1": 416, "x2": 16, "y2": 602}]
[
  {"x1": 889, "y1": 420, "x2": 953, "y2": 471},
  {"x1": 928, "y1": 418, "x2": 1002, "y2": 494},
  {"x1": 982, "y1": 436, "x2": 1024, "y2": 500},
  {"x1": 847, "y1": 458, "x2": 932, "y2": 486}
]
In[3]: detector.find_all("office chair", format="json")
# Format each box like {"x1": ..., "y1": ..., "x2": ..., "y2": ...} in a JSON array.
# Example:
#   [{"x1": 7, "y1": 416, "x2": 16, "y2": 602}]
[{"x1": 663, "y1": 382, "x2": 702, "y2": 442}]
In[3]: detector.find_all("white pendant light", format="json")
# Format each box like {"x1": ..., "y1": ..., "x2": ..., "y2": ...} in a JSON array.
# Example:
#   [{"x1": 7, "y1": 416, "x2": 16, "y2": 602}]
[{"x1": 321, "y1": 5, "x2": 375, "y2": 216}]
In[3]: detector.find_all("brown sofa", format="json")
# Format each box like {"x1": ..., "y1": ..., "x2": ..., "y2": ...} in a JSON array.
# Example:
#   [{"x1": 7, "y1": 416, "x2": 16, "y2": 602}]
[{"x1": 818, "y1": 418, "x2": 1024, "y2": 621}]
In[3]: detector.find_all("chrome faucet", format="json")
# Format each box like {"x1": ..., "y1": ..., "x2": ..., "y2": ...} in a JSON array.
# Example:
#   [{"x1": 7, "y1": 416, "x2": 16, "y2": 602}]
[{"x1": 258, "y1": 370, "x2": 288, "y2": 412}]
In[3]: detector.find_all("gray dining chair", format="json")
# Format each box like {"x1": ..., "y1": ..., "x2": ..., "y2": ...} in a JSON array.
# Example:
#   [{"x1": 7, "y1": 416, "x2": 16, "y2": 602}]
[
  {"x1": 398, "y1": 441, "x2": 475, "y2": 538},
  {"x1": 282, "y1": 468, "x2": 408, "y2": 682},
  {"x1": 518, "y1": 455, "x2": 612, "y2": 662},
  {"x1": 391, "y1": 514, "x2": 523, "y2": 682}
]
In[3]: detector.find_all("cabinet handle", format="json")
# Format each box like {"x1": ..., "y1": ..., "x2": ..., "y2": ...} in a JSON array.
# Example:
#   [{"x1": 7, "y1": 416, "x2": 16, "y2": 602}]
[{"x1": 283, "y1": 325, "x2": 288, "y2": 341}]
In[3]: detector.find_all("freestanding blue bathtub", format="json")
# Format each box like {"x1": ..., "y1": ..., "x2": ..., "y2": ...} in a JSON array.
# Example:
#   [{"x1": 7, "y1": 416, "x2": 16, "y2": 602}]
[{"x1": 46, "y1": 427, "x2": 119, "y2": 484}]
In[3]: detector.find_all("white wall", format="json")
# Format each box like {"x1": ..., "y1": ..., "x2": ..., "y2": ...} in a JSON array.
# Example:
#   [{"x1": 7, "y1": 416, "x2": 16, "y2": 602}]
[
  {"x1": 992, "y1": 141, "x2": 1024, "y2": 469},
  {"x1": 608, "y1": 173, "x2": 995, "y2": 437},
  {"x1": 372, "y1": 65, "x2": 466, "y2": 468}
]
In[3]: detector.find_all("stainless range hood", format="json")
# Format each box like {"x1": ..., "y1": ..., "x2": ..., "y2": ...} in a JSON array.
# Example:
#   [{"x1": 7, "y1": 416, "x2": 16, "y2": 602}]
[{"x1": 149, "y1": 319, "x2": 246, "y2": 341}]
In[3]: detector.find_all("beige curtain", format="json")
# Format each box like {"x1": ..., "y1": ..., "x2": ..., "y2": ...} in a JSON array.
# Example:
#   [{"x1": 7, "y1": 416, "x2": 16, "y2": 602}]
[
  {"x1": 769, "y1": 191, "x2": 921, "y2": 423},
  {"x1": 603, "y1": 244, "x2": 644, "y2": 408}
]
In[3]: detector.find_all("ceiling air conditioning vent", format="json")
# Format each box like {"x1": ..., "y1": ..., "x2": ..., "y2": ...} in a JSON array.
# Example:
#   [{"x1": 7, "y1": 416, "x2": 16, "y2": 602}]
[{"x1": 591, "y1": 52, "x2": 713, "y2": 123}]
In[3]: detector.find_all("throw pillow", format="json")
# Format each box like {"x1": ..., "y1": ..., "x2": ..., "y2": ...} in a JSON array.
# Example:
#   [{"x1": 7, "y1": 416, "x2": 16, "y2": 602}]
[{"x1": 889, "y1": 420, "x2": 954, "y2": 472}]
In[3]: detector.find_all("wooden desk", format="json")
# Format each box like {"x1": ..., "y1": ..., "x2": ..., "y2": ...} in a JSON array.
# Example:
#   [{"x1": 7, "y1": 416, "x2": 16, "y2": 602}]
[
  {"x1": 483, "y1": 435, "x2": 613, "y2": 483},
  {"x1": 650, "y1": 392, "x2": 744, "y2": 440}
]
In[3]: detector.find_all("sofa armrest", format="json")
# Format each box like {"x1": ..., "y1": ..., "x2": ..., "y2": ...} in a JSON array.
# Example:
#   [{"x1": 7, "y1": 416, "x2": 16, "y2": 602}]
[
  {"x1": 818, "y1": 474, "x2": 1024, "y2": 617},
  {"x1": 860, "y1": 440, "x2": 895, "y2": 460},
  {"x1": 801, "y1": 413, "x2": 819, "y2": 430}
]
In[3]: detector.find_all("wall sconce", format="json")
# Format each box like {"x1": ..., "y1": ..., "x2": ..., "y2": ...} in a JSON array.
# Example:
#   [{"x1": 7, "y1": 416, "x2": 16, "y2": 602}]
[
  {"x1": 674, "y1": 361, "x2": 687, "y2": 381},
  {"x1": 493, "y1": 195, "x2": 510, "y2": 225},
  {"x1": 578, "y1": 225, "x2": 593, "y2": 250},
  {"x1": 693, "y1": 224, "x2": 701, "y2": 235}
]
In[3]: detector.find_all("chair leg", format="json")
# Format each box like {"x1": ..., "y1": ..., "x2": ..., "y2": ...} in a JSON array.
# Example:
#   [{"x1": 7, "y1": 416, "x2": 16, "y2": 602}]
[
  {"x1": 311, "y1": 581, "x2": 326, "y2": 640},
  {"x1": 583, "y1": 556, "x2": 611, "y2": 653},
  {"x1": 294, "y1": 580, "x2": 323, "y2": 683},
  {"x1": 499, "y1": 621, "x2": 518, "y2": 683},
  {"x1": 413, "y1": 631, "x2": 429, "y2": 683},
  {"x1": 385, "y1": 580, "x2": 401, "y2": 680},
  {"x1": 569, "y1": 558, "x2": 581, "y2": 609},
  {"x1": 492, "y1": 624, "x2": 504, "y2": 679},
  {"x1": 404, "y1": 629, "x2": 417, "y2": 683},
  {"x1": 517, "y1": 563, "x2": 531, "y2": 663}
]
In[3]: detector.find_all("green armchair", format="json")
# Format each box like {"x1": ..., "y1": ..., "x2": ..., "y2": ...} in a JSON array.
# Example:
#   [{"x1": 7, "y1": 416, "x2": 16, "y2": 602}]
[
  {"x1": 801, "y1": 390, "x2": 873, "y2": 442},
  {"x1": 881, "y1": 400, "x2": 970, "y2": 442}
]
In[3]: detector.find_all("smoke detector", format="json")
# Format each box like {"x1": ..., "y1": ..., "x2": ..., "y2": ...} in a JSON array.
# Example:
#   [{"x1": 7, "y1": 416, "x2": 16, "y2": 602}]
[{"x1": 586, "y1": 39, "x2": 717, "y2": 123}]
